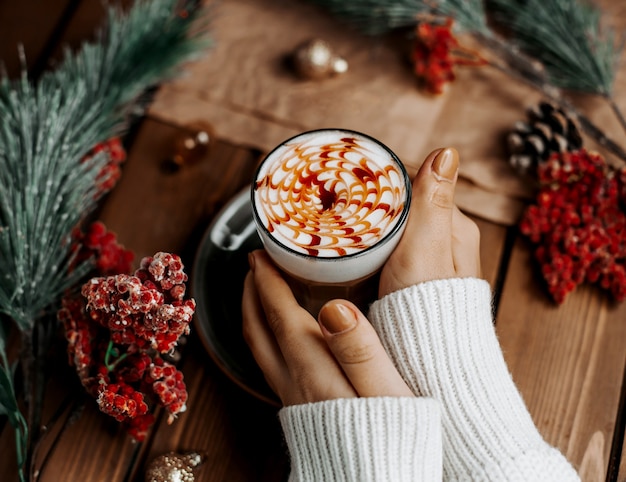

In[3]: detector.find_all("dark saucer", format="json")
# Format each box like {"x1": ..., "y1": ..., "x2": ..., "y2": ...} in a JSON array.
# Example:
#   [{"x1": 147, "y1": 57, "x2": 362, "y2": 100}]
[{"x1": 192, "y1": 188, "x2": 278, "y2": 405}]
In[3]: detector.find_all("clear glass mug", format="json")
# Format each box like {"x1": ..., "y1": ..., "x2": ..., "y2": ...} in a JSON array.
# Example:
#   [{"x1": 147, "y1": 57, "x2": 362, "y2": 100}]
[{"x1": 251, "y1": 128, "x2": 412, "y2": 316}]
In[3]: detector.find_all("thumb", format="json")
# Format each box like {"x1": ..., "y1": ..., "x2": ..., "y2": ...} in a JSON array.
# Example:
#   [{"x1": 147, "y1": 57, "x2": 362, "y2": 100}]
[
  {"x1": 406, "y1": 147, "x2": 459, "y2": 261},
  {"x1": 380, "y1": 147, "x2": 460, "y2": 296},
  {"x1": 318, "y1": 300, "x2": 414, "y2": 398}
]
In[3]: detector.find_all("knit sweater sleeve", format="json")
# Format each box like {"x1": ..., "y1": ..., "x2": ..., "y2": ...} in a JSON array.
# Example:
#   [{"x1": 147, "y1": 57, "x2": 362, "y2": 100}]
[
  {"x1": 278, "y1": 397, "x2": 442, "y2": 482},
  {"x1": 368, "y1": 277, "x2": 580, "y2": 481}
]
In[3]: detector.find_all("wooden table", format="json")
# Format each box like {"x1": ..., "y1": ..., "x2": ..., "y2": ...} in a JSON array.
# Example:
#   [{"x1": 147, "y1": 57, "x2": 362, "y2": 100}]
[{"x1": 1, "y1": 1, "x2": 625, "y2": 481}]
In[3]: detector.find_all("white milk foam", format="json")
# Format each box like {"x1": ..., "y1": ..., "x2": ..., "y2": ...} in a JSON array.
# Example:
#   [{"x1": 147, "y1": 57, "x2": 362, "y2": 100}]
[{"x1": 252, "y1": 129, "x2": 410, "y2": 283}]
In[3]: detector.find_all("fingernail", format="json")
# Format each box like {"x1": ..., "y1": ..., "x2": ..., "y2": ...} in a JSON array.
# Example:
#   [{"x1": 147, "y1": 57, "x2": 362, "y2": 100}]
[
  {"x1": 248, "y1": 251, "x2": 256, "y2": 271},
  {"x1": 432, "y1": 147, "x2": 459, "y2": 182},
  {"x1": 319, "y1": 302, "x2": 358, "y2": 335}
]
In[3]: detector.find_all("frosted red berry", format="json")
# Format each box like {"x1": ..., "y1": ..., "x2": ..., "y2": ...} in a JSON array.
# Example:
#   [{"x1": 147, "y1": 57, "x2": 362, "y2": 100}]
[
  {"x1": 70, "y1": 221, "x2": 134, "y2": 276},
  {"x1": 520, "y1": 149, "x2": 626, "y2": 303},
  {"x1": 58, "y1": 251, "x2": 194, "y2": 441},
  {"x1": 82, "y1": 137, "x2": 127, "y2": 198},
  {"x1": 412, "y1": 19, "x2": 485, "y2": 95}
]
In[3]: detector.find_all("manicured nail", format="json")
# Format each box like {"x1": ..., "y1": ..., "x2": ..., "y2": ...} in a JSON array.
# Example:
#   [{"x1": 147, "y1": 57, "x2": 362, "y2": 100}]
[
  {"x1": 432, "y1": 147, "x2": 459, "y2": 182},
  {"x1": 248, "y1": 251, "x2": 256, "y2": 271},
  {"x1": 319, "y1": 302, "x2": 358, "y2": 335}
]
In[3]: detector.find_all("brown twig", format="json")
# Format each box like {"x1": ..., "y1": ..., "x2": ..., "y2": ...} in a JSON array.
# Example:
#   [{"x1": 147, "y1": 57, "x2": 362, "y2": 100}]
[
  {"x1": 607, "y1": 95, "x2": 626, "y2": 137},
  {"x1": 19, "y1": 318, "x2": 54, "y2": 482},
  {"x1": 19, "y1": 329, "x2": 40, "y2": 481}
]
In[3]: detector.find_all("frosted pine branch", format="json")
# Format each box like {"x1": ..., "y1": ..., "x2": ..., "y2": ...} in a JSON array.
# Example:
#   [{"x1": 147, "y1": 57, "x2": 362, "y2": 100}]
[
  {"x1": 0, "y1": 0, "x2": 209, "y2": 331},
  {"x1": 488, "y1": 0, "x2": 623, "y2": 96},
  {"x1": 309, "y1": 0, "x2": 626, "y2": 163}
]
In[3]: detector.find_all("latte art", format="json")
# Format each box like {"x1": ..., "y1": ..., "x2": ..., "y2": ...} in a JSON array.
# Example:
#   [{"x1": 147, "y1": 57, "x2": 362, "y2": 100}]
[{"x1": 254, "y1": 133, "x2": 407, "y2": 257}]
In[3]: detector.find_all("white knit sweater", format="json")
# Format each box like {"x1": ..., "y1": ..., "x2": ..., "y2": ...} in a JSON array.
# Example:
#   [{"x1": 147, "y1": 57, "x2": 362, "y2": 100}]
[{"x1": 279, "y1": 278, "x2": 580, "y2": 481}]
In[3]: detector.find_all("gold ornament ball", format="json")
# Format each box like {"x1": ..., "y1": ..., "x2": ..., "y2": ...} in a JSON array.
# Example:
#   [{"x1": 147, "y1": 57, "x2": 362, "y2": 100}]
[
  {"x1": 145, "y1": 452, "x2": 204, "y2": 482},
  {"x1": 292, "y1": 39, "x2": 348, "y2": 80},
  {"x1": 173, "y1": 121, "x2": 213, "y2": 166}
]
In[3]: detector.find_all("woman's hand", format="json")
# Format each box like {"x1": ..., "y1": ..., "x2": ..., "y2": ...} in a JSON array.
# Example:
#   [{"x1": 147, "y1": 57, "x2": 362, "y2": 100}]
[
  {"x1": 241, "y1": 146, "x2": 480, "y2": 406},
  {"x1": 379, "y1": 147, "x2": 481, "y2": 298},
  {"x1": 242, "y1": 250, "x2": 413, "y2": 406}
]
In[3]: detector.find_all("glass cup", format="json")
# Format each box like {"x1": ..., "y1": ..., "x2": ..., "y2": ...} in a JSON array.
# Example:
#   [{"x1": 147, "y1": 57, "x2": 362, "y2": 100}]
[{"x1": 251, "y1": 128, "x2": 412, "y2": 316}]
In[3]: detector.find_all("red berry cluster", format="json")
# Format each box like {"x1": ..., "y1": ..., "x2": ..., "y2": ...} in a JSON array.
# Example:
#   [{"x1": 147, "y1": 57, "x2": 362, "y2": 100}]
[
  {"x1": 411, "y1": 19, "x2": 485, "y2": 95},
  {"x1": 82, "y1": 253, "x2": 195, "y2": 353},
  {"x1": 97, "y1": 381, "x2": 149, "y2": 422},
  {"x1": 71, "y1": 221, "x2": 134, "y2": 276},
  {"x1": 519, "y1": 149, "x2": 626, "y2": 303},
  {"x1": 58, "y1": 252, "x2": 194, "y2": 441},
  {"x1": 81, "y1": 137, "x2": 126, "y2": 197},
  {"x1": 146, "y1": 357, "x2": 188, "y2": 424},
  {"x1": 58, "y1": 295, "x2": 99, "y2": 389}
]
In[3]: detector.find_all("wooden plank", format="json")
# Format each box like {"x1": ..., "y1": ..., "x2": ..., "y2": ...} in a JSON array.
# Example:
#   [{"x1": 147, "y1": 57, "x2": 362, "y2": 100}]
[
  {"x1": 612, "y1": 369, "x2": 625, "y2": 482},
  {"x1": 98, "y1": 118, "x2": 261, "y2": 266},
  {"x1": 0, "y1": 0, "x2": 73, "y2": 78},
  {"x1": 0, "y1": 351, "x2": 133, "y2": 482},
  {"x1": 47, "y1": 0, "x2": 135, "y2": 58},
  {"x1": 1, "y1": 0, "x2": 135, "y2": 79},
  {"x1": 130, "y1": 338, "x2": 289, "y2": 482},
  {"x1": 614, "y1": 404, "x2": 625, "y2": 482},
  {"x1": 473, "y1": 217, "x2": 508, "y2": 292},
  {"x1": 496, "y1": 236, "x2": 626, "y2": 482},
  {"x1": 35, "y1": 400, "x2": 140, "y2": 482},
  {"x1": 0, "y1": 118, "x2": 263, "y2": 481}
]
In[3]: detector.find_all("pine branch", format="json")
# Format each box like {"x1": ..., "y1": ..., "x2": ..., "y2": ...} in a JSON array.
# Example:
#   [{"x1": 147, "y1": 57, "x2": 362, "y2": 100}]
[
  {"x1": 0, "y1": 0, "x2": 209, "y2": 331},
  {"x1": 0, "y1": 74, "x2": 105, "y2": 331},
  {"x1": 0, "y1": 1, "x2": 211, "y2": 479},
  {"x1": 308, "y1": 0, "x2": 626, "y2": 164},
  {"x1": 310, "y1": 0, "x2": 488, "y2": 35},
  {"x1": 0, "y1": 322, "x2": 28, "y2": 482},
  {"x1": 473, "y1": 30, "x2": 626, "y2": 166},
  {"x1": 488, "y1": 0, "x2": 623, "y2": 96}
]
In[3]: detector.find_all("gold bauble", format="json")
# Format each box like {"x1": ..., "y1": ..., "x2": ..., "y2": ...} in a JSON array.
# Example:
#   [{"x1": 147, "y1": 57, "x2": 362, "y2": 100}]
[
  {"x1": 172, "y1": 121, "x2": 213, "y2": 166},
  {"x1": 292, "y1": 39, "x2": 348, "y2": 80},
  {"x1": 145, "y1": 452, "x2": 204, "y2": 482}
]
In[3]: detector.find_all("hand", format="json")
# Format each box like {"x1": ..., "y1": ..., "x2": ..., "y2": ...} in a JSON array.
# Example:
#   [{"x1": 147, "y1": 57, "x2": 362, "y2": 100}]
[
  {"x1": 379, "y1": 147, "x2": 481, "y2": 298},
  {"x1": 242, "y1": 250, "x2": 413, "y2": 406}
]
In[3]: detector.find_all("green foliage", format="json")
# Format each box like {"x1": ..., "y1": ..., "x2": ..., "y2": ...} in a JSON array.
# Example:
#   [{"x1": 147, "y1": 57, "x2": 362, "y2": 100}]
[
  {"x1": 0, "y1": 75, "x2": 106, "y2": 331},
  {"x1": 308, "y1": 0, "x2": 626, "y2": 160},
  {"x1": 0, "y1": 1, "x2": 210, "y2": 479},
  {"x1": 0, "y1": 324, "x2": 28, "y2": 482},
  {"x1": 309, "y1": 0, "x2": 488, "y2": 35},
  {"x1": 489, "y1": 0, "x2": 623, "y2": 95},
  {"x1": 309, "y1": 0, "x2": 621, "y2": 97},
  {"x1": 0, "y1": 0, "x2": 210, "y2": 331}
]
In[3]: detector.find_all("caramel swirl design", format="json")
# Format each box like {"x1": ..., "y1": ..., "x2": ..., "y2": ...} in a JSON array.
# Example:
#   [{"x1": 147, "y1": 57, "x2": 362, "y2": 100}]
[{"x1": 254, "y1": 135, "x2": 407, "y2": 257}]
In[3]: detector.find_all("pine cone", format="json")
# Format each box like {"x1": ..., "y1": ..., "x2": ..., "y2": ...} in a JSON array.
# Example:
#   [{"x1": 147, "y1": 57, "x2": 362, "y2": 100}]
[{"x1": 506, "y1": 101, "x2": 583, "y2": 176}]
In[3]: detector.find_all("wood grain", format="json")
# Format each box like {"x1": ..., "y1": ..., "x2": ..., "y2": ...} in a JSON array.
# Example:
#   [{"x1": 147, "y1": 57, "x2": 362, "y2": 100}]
[
  {"x1": 129, "y1": 337, "x2": 289, "y2": 482},
  {"x1": 617, "y1": 433, "x2": 626, "y2": 482},
  {"x1": 473, "y1": 217, "x2": 508, "y2": 292},
  {"x1": 496, "y1": 237, "x2": 626, "y2": 481},
  {"x1": 0, "y1": 0, "x2": 72, "y2": 78},
  {"x1": 98, "y1": 119, "x2": 261, "y2": 267},
  {"x1": 1, "y1": 0, "x2": 625, "y2": 480}
]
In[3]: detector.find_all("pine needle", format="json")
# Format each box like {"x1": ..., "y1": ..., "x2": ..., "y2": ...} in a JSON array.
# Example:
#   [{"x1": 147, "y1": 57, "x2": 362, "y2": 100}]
[
  {"x1": 0, "y1": 1, "x2": 211, "y2": 479},
  {"x1": 489, "y1": 0, "x2": 623, "y2": 95},
  {"x1": 0, "y1": 0, "x2": 210, "y2": 331},
  {"x1": 309, "y1": 0, "x2": 488, "y2": 35},
  {"x1": 308, "y1": 0, "x2": 626, "y2": 161}
]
